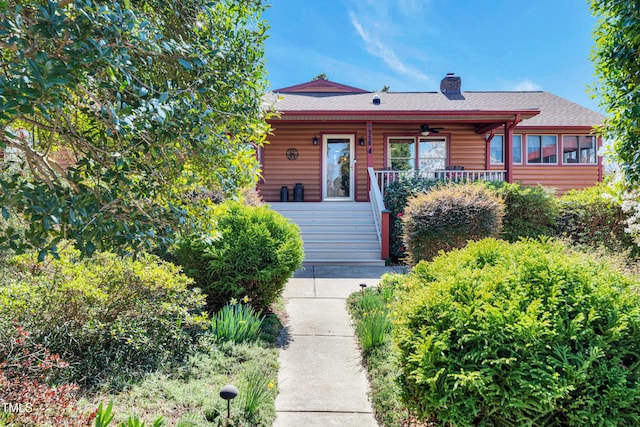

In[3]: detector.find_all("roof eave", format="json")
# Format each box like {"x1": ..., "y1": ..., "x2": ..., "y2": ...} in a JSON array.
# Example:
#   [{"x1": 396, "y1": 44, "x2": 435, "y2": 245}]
[{"x1": 268, "y1": 109, "x2": 541, "y2": 122}]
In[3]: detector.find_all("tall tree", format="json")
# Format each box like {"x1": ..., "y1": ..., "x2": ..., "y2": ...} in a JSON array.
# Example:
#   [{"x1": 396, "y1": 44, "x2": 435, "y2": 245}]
[
  {"x1": 591, "y1": 0, "x2": 640, "y2": 186},
  {"x1": 0, "y1": 0, "x2": 270, "y2": 258}
]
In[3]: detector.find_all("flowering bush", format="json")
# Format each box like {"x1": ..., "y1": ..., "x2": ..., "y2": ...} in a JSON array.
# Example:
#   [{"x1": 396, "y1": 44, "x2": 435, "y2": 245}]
[
  {"x1": 0, "y1": 321, "x2": 95, "y2": 426},
  {"x1": 622, "y1": 190, "x2": 640, "y2": 248}
]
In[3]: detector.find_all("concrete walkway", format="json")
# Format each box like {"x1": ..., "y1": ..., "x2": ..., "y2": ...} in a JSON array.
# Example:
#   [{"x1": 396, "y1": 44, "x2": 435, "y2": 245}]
[{"x1": 273, "y1": 265, "x2": 407, "y2": 427}]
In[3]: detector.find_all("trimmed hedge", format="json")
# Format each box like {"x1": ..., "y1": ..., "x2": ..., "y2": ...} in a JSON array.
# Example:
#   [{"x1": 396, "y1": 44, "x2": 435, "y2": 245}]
[
  {"x1": 402, "y1": 182, "x2": 505, "y2": 264},
  {"x1": 174, "y1": 201, "x2": 303, "y2": 311},
  {"x1": 394, "y1": 238, "x2": 640, "y2": 426},
  {"x1": 554, "y1": 183, "x2": 636, "y2": 256},
  {"x1": 383, "y1": 176, "x2": 442, "y2": 260},
  {"x1": 488, "y1": 181, "x2": 557, "y2": 242}
]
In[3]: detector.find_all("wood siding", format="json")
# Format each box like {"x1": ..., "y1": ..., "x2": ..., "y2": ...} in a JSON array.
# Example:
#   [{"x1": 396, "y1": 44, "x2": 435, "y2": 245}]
[
  {"x1": 259, "y1": 120, "x2": 602, "y2": 201},
  {"x1": 511, "y1": 166, "x2": 601, "y2": 195},
  {"x1": 259, "y1": 122, "x2": 368, "y2": 202}
]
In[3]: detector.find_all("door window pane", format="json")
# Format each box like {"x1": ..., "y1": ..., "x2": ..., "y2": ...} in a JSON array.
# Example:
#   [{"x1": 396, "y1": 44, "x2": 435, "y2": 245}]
[{"x1": 326, "y1": 139, "x2": 350, "y2": 197}]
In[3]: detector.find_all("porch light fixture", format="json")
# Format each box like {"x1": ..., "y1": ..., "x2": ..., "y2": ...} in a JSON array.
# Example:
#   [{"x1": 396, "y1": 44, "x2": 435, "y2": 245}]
[
  {"x1": 312, "y1": 136, "x2": 319, "y2": 145},
  {"x1": 358, "y1": 137, "x2": 365, "y2": 146}
]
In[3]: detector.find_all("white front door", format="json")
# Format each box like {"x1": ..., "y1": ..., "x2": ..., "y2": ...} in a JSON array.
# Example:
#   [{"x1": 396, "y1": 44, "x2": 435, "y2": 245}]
[{"x1": 322, "y1": 135, "x2": 354, "y2": 200}]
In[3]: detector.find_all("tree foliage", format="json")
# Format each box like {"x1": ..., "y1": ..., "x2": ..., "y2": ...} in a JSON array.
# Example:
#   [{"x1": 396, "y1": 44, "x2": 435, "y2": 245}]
[
  {"x1": 591, "y1": 0, "x2": 640, "y2": 186},
  {"x1": 0, "y1": 0, "x2": 270, "y2": 258}
]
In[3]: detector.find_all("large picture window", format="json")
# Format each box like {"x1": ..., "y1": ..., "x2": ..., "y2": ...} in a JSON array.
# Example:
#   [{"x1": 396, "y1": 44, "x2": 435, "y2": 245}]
[
  {"x1": 490, "y1": 135, "x2": 523, "y2": 165},
  {"x1": 562, "y1": 135, "x2": 597, "y2": 164},
  {"x1": 527, "y1": 135, "x2": 557, "y2": 164},
  {"x1": 388, "y1": 136, "x2": 446, "y2": 172}
]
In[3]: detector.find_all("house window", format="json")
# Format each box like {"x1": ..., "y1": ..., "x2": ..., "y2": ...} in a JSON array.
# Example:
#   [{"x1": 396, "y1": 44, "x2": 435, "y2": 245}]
[
  {"x1": 418, "y1": 137, "x2": 446, "y2": 172},
  {"x1": 527, "y1": 135, "x2": 557, "y2": 164},
  {"x1": 387, "y1": 136, "x2": 447, "y2": 172},
  {"x1": 512, "y1": 135, "x2": 522, "y2": 164},
  {"x1": 562, "y1": 135, "x2": 597, "y2": 164},
  {"x1": 388, "y1": 138, "x2": 415, "y2": 171},
  {"x1": 489, "y1": 134, "x2": 523, "y2": 165},
  {"x1": 490, "y1": 135, "x2": 504, "y2": 164}
]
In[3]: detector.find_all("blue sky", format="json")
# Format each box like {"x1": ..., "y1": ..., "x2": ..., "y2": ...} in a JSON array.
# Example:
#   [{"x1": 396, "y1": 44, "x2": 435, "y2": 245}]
[{"x1": 264, "y1": 0, "x2": 601, "y2": 112}]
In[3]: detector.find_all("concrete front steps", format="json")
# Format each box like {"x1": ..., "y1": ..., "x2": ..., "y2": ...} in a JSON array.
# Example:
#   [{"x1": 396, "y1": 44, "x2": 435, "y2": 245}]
[{"x1": 269, "y1": 201, "x2": 385, "y2": 266}]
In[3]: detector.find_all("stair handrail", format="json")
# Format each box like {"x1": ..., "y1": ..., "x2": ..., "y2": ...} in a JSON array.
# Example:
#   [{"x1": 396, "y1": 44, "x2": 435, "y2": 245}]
[{"x1": 368, "y1": 167, "x2": 390, "y2": 260}]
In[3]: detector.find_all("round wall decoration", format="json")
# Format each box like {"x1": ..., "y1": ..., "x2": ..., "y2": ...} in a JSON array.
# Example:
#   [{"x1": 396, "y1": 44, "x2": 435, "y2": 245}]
[{"x1": 286, "y1": 148, "x2": 299, "y2": 160}]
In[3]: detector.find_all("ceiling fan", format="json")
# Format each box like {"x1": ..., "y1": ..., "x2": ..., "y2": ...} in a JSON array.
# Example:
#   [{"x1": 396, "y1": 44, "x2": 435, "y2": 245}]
[{"x1": 418, "y1": 124, "x2": 444, "y2": 135}]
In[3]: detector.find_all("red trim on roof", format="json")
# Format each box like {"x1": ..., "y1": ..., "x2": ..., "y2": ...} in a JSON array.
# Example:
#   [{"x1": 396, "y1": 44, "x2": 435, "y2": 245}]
[
  {"x1": 514, "y1": 125, "x2": 598, "y2": 131},
  {"x1": 268, "y1": 110, "x2": 540, "y2": 124},
  {"x1": 274, "y1": 80, "x2": 369, "y2": 93},
  {"x1": 274, "y1": 109, "x2": 539, "y2": 116}
]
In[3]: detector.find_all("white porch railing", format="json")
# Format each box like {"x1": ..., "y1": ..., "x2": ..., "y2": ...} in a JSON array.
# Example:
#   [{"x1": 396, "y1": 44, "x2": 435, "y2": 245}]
[
  {"x1": 374, "y1": 169, "x2": 506, "y2": 193},
  {"x1": 368, "y1": 167, "x2": 390, "y2": 259}
]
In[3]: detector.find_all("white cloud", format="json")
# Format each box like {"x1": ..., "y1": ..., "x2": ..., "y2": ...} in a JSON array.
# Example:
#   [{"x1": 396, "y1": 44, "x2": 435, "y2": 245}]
[
  {"x1": 512, "y1": 79, "x2": 542, "y2": 91},
  {"x1": 348, "y1": 11, "x2": 430, "y2": 83},
  {"x1": 397, "y1": 0, "x2": 429, "y2": 17}
]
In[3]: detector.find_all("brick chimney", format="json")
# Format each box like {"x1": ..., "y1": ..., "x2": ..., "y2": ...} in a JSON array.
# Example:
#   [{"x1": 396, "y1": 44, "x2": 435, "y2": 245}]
[{"x1": 440, "y1": 73, "x2": 461, "y2": 94}]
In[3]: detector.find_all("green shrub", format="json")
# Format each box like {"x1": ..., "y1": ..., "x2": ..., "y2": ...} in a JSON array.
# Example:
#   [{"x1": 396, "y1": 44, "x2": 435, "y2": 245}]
[
  {"x1": 554, "y1": 183, "x2": 636, "y2": 255},
  {"x1": 402, "y1": 183, "x2": 505, "y2": 264},
  {"x1": 212, "y1": 301, "x2": 263, "y2": 343},
  {"x1": 383, "y1": 176, "x2": 443, "y2": 260},
  {"x1": 174, "y1": 201, "x2": 304, "y2": 311},
  {"x1": 0, "y1": 246, "x2": 208, "y2": 389},
  {"x1": 394, "y1": 238, "x2": 640, "y2": 426},
  {"x1": 488, "y1": 181, "x2": 556, "y2": 241}
]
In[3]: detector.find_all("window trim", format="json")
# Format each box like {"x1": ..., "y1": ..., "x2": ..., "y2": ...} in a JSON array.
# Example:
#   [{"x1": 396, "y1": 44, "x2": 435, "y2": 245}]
[
  {"x1": 489, "y1": 134, "x2": 523, "y2": 166},
  {"x1": 387, "y1": 135, "x2": 448, "y2": 171},
  {"x1": 387, "y1": 136, "x2": 417, "y2": 171}
]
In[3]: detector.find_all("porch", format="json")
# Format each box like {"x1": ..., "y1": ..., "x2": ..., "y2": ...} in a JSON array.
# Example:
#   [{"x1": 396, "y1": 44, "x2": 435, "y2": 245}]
[
  {"x1": 373, "y1": 168, "x2": 506, "y2": 194},
  {"x1": 267, "y1": 168, "x2": 506, "y2": 265}
]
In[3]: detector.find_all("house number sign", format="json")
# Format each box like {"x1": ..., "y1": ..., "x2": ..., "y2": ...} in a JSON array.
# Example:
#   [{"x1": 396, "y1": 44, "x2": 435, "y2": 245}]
[{"x1": 286, "y1": 148, "x2": 299, "y2": 160}]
